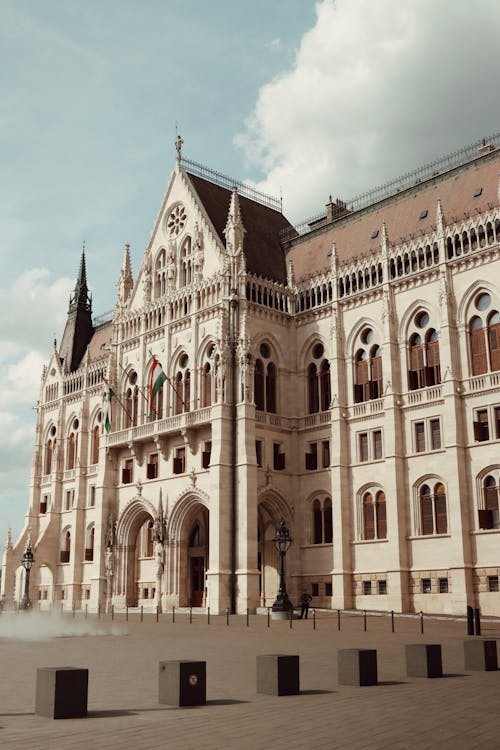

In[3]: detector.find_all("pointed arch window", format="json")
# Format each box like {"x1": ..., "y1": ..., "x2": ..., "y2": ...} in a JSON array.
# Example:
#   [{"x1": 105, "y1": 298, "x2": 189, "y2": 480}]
[
  {"x1": 91, "y1": 425, "x2": 100, "y2": 465},
  {"x1": 45, "y1": 439, "x2": 53, "y2": 475},
  {"x1": 125, "y1": 373, "x2": 139, "y2": 427},
  {"x1": 408, "y1": 314, "x2": 441, "y2": 390},
  {"x1": 362, "y1": 489, "x2": 386, "y2": 540},
  {"x1": 266, "y1": 362, "x2": 277, "y2": 414},
  {"x1": 146, "y1": 520, "x2": 154, "y2": 557},
  {"x1": 308, "y1": 363, "x2": 319, "y2": 413},
  {"x1": 60, "y1": 530, "x2": 71, "y2": 563},
  {"x1": 313, "y1": 499, "x2": 322, "y2": 544},
  {"x1": 354, "y1": 331, "x2": 383, "y2": 403},
  {"x1": 488, "y1": 311, "x2": 500, "y2": 371},
  {"x1": 254, "y1": 359, "x2": 265, "y2": 411},
  {"x1": 85, "y1": 526, "x2": 95, "y2": 561},
  {"x1": 470, "y1": 316, "x2": 487, "y2": 375},
  {"x1": 323, "y1": 498, "x2": 333, "y2": 543},
  {"x1": 202, "y1": 362, "x2": 212, "y2": 407},
  {"x1": 419, "y1": 482, "x2": 447, "y2": 535},
  {"x1": 479, "y1": 474, "x2": 500, "y2": 529},
  {"x1": 66, "y1": 423, "x2": 78, "y2": 470},
  {"x1": 320, "y1": 360, "x2": 332, "y2": 411}
]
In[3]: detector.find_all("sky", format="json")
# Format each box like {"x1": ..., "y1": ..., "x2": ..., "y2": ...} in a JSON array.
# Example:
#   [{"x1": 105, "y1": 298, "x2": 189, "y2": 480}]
[{"x1": 2, "y1": 0, "x2": 500, "y2": 547}]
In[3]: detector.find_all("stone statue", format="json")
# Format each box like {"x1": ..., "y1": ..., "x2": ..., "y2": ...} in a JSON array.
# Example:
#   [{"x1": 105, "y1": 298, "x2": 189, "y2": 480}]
[{"x1": 104, "y1": 547, "x2": 114, "y2": 577}]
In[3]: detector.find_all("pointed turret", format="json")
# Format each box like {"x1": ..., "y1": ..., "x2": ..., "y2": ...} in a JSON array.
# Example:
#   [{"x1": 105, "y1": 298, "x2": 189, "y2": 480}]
[
  {"x1": 116, "y1": 243, "x2": 133, "y2": 307},
  {"x1": 58, "y1": 250, "x2": 94, "y2": 372},
  {"x1": 224, "y1": 186, "x2": 246, "y2": 255}
]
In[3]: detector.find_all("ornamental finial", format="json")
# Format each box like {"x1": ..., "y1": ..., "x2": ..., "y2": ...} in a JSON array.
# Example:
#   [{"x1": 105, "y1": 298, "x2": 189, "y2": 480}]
[{"x1": 175, "y1": 133, "x2": 184, "y2": 163}]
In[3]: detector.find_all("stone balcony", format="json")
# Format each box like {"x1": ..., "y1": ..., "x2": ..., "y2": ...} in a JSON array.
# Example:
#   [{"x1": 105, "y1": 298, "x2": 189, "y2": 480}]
[{"x1": 105, "y1": 406, "x2": 213, "y2": 449}]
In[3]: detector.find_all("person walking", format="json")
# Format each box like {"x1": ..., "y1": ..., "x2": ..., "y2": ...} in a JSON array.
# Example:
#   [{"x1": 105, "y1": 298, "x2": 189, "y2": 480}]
[{"x1": 299, "y1": 590, "x2": 313, "y2": 619}]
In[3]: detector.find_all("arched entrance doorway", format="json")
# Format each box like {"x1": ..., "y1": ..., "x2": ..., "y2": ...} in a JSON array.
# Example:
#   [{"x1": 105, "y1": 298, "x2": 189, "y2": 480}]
[
  {"x1": 187, "y1": 508, "x2": 209, "y2": 607},
  {"x1": 258, "y1": 493, "x2": 293, "y2": 608},
  {"x1": 115, "y1": 500, "x2": 157, "y2": 608}
]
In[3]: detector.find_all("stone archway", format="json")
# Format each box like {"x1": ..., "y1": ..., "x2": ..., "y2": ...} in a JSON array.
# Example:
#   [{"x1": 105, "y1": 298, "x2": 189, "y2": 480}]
[
  {"x1": 257, "y1": 491, "x2": 293, "y2": 608},
  {"x1": 115, "y1": 498, "x2": 157, "y2": 607},
  {"x1": 167, "y1": 493, "x2": 210, "y2": 608}
]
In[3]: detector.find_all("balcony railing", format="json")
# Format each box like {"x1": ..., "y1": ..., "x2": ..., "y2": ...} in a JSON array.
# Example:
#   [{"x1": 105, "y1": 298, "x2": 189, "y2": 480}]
[{"x1": 106, "y1": 407, "x2": 212, "y2": 447}]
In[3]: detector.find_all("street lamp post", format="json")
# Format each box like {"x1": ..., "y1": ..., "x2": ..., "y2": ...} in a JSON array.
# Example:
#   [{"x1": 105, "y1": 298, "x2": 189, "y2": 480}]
[
  {"x1": 271, "y1": 518, "x2": 293, "y2": 619},
  {"x1": 19, "y1": 543, "x2": 35, "y2": 611}
]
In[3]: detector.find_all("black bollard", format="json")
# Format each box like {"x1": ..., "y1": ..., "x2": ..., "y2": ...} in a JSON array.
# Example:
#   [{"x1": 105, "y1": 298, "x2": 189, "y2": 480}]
[
  {"x1": 140, "y1": 605, "x2": 143, "y2": 622},
  {"x1": 313, "y1": 609, "x2": 316, "y2": 630},
  {"x1": 85, "y1": 604, "x2": 88, "y2": 620},
  {"x1": 246, "y1": 608, "x2": 249, "y2": 627},
  {"x1": 226, "y1": 608, "x2": 229, "y2": 626},
  {"x1": 172, "y1": 606, "x2": 175, "y2": 623},
  {"x1": 474, "y1": 607, "x2": 481, "y2": 636},
  {"x1": 467, "y1": 605, "x2": 474, "y2": 636},
  {"x1": 111, "y1": 605, "x2": 114, "y2": 621},
  {"x1": 363, "y1": 610, "x2": 367, "y2": 632},
  {"x1": 156, "y1": 605, "x2": 159, "y2": 623},
  {"x1": 267, "y1": 608, "x2": 270, "y2": 628},
  {"x1": 391, "y1": 610, "x2": 395, "y2": 633},
  {"x1": 207, "y1": 607, "x2": 210, "y2": 625},
  {"x1": 98, "y1": 603, "x2": 100, "y2": 620},
  {"x1": 337, "y1": 609, "x2": 341, "y2": 631},
  {"x1": 420, "y1": 611, "x2": 424, "y2": 634},
  {"x1": 189, "y1": 606, "x2": 192, "y2": 624}
]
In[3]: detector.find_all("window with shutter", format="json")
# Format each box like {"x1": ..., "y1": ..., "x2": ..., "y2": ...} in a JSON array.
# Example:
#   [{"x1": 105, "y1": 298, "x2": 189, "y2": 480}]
[
  {"x1": 363, "y1": 493, "x2": 375, "y2": 540},
  {"x1": 488, "y1": 319, "x2": 500, "y2": 371},
  {"x1": 313, "y1": 499, "x2": 322, "y2": 544},
  {"x1": 434, "y1": 484, "x2": 447, "y2": 534},
  {"x1": 430, "y1": 419, "x2": 441, "y2": 450},
  {"x1": 426, "y1": 338, "x2": 441, "y2": 386},
  {"x1": 356, "y1": 359, "x2": 369, "y2": 402},
  {"x1": 359, "y1": 433, "x2": 369, "y2": 462},
  {"x1": 375, "y1": 492, "x2": 387, "y2": 538},
  {"x1": 370, "y1": 356, "x2": 382, "y2": 399},
  {"x1": 409, "y1": 343, "x2": 425, "y2": 390},
  {"x1": 474, "y1": 409, "x2": 489, "y2": 441},
  {"x1": 420, "y1": 487, "x2": 434, "y2": 534},
  {"x1": 308, "y1": 363, "x2": 319, "y2": 413},
  {"x1": 470, "y1": 325, "x2": 487, "y2": 375},
  {"x1": 415, "y1": 422, "x2": 426, "y2": 452}
]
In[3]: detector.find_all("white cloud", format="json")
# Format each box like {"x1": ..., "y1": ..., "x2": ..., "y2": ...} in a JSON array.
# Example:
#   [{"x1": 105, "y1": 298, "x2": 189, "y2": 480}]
[
  {"x1": 237, "y1": 0, "x2": 500, "y2": 221},
  {"x1": 0, "y1": 268, "x2": 73, "y2": 360}
]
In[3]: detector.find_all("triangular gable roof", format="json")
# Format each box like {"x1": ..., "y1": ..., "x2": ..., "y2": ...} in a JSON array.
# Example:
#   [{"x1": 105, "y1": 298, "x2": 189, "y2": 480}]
[{"x1": 186, "y1": 172, "x2": 293, "y2": 284}]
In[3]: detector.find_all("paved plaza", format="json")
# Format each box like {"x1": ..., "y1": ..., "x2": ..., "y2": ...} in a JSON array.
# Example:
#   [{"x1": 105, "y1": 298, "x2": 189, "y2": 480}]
[{"x1": 0, "y1": 609, "x2": 499, "y2": 749}]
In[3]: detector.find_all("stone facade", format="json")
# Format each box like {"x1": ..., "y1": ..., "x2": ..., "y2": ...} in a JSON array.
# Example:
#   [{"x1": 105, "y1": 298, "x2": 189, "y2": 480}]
[{"x1": 3, "y1": 138, "x2": 500, "y2": 616}]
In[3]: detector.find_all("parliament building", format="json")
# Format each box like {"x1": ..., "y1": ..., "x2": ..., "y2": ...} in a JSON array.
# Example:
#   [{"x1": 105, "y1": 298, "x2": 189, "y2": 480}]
[{"x1": 3, "y1": 134, "x2": 500, "y2": 616}]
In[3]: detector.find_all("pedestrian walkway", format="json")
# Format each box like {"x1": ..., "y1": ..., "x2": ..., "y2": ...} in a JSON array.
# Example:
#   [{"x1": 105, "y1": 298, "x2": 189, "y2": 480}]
[{"x1": 0, "y1": 609, "x2": 499, "y2": 749}]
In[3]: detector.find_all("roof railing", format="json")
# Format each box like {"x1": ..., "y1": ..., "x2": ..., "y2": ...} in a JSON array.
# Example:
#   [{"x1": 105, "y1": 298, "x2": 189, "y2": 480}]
[
  {"x1": 181, "y1": 156, "x2": 281, "y2": 212},
  {"x1": 281, "y1": 131, "x2": 500, "y2": 242}
]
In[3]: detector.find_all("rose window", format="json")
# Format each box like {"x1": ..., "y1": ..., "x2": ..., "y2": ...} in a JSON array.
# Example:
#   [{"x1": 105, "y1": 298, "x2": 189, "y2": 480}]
[{"x1": 167, "y1": 205, "x2": 187, "y2": 236}]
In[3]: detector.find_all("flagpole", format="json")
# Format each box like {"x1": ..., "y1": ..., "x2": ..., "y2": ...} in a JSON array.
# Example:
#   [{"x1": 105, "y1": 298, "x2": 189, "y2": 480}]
[
  {"x1": 148, "y1": 349, "x2": 187, "y2": 411},
  {"x1": 103, "y1": 376, "x2": 133, "y2": 425}
]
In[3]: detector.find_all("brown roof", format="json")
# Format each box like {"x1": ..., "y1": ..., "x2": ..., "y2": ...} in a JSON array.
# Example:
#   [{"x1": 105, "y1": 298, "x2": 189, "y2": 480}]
[
  {"x1": 186, "y1": 172, "x2": 293, "y2": 284},
  {"x1": 86, "y1": 322, "x2": 113, "y2": 362},
  {"x1": 287, "y1": 151, "x2": 500, "y2": 282}
]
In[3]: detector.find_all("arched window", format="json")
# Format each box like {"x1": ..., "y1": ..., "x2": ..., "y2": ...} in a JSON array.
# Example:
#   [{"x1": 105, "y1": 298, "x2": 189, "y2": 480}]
[
  {"x1": 180, "y1": 237, "x2": 193, "y2": 287},
  {"x1": 408, "y1": 312, "x2": 440, "y2": 390},
  {"x1": 175, "y1": 372, "x2": 183, "y2": 415},
  {"x1": 66, "y1": 420, "x2": 79, "y2": 470},
  {"x1": 85, "y1": 526, "x2": 94, "y2": 561},
  {"x1": 254, "y1": 359, "x2": 265, "y2": 410},
  {"x1": 467, "y1": 294, "x2": 500, "y2": 376},
  {"x1": 311, "y1": 497, "x2": 332, "y2": 544},
  {"x1": 479, "y1": 474, "x2": 500, "y2": 529},
  {"x1": 313, "y1": 499, "x2": 322, "y2": 544},
  {"x1": 202, "y1": 362, "x2": 212, "y2": 407},
  {"x1": 174, "y1": 354, "x2": 190, "y2": 414},
  {"x1": 184, "y1": 369, "x2": 191, "y2": 411},
  {"x1": 363, "y1": 493, "x2": 375, "y2": 540},
  {"x1": 146, "y1": 520, "x2": 154, "y2": 557},
  {"x1": 124, "y1": 372, "x2": 139, "y2": 427},
  {"x1": 323, "y1": 498, "x2": 333, "y2": 543},
  {"x1": 61, "y1": 530, "x2": 71, "y2": 563},
  {"x1": 320, "y1": 360, "x2": 331, "y2": 411},
  {"x1": 419, "y1": 482, "x2": 447, "y2": 535},
  {"x1": 470, "y1": 316, "x2": 487, "y2": 375},
  {"x1": 91, "y1": 424, "x2": 100, "y2": 465},
  {"x1": 362, "y1": 489, "x2": 386, "y2": 540},
  {"x1": 488, "y1": 311, "x2": 500, "y2": 371},
  {"x1": 266, "y1": 362, "x2": 277, "y2": 413},
  {"x1": 308, "y1": 363, "x2": 319, "y2": 413},
  {"x1": 354, "y1": 330, "x2": 383, "y2": 403},
  {"x1": 254, "y1": 343, "x2": 277, "y2": 413},
  {"x1": 307, "y1": 342, "x2": 331, "y2": 413},
  {"x1": 375, "y1": 491, "x2": 387, "y2": 539},
  {"x1": 45, "y1": 439, "x2": 53, "y2": 474}
]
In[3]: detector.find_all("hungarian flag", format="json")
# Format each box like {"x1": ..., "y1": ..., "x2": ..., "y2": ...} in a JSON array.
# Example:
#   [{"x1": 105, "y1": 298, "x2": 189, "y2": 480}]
[
  {"x1": 149, "y1": 357, "x2": 167, "y2": 414},
  {"x1": 104, "y1": 386, "x2": 114, "y2": 433}
]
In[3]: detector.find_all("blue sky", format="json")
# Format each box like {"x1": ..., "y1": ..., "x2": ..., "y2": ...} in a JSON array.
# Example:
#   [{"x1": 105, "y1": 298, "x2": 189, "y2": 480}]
[{"x1": 2, "y1": 0, "x2": 500, "y2": 547}]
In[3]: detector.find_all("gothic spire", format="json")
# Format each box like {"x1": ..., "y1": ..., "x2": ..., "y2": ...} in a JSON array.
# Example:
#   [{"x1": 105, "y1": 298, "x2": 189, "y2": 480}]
[
  {"x1": 58, "y1": 249, "x2": 94, "y2": 372},
  {"x1": 117, "y1": 243, "x2": 133, "y2": 306},
  {"x1": 223, "y1": 185, "x2": 246, "y2": 255}
]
